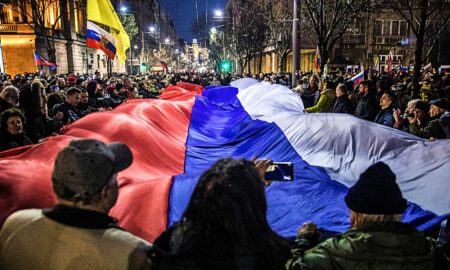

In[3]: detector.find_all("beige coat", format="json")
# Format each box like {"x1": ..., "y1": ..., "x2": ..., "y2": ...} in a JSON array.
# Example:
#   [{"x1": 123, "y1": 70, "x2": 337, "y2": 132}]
[{"x1": 0, "y1": 209, "x2": 152, "y2": 270}]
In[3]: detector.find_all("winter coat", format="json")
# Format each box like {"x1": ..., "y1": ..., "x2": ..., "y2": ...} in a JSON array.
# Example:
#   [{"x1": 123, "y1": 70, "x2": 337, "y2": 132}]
[
  {"x1": 0, "y1": 206, "x2": 152, "y2": 270},
  {"x1": 286, "y1": 222, "x2": 450, "y2": 270},
  {"x1": 354, "y1": 93, "x2": 378, "y2": 121},
  {"x1": 300, "y1": 86, "x2": 320, "y2": 109},
  {"x1": 0, "y1": 130, "x2": 33, "y2": 151},
  {"x1": 374, "y1": 107, "x2": 395, "y2": 127},
  {"x1": 330, "y1": 95, "x2": 354, "y2": 114},
  {"x1": 306, "y1": 89, "x2": 336, "y2": 113},
  {"x1": 152, "y1": 222, "x2": 291, "y2": 270},
  {"x1": 409, "y1": 116, "x2": 447, "y2": 139}
]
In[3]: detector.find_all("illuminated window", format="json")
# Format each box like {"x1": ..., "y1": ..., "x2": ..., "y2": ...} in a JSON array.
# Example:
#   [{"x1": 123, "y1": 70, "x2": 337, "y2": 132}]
[{"x1": 44, "y1": 0, "x2": 61, "y2": 29}]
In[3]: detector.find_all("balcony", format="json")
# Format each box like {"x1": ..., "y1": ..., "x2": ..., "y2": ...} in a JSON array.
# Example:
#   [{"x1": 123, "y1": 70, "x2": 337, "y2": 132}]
[
  {"x1": 341, "y1": 34, "x2": 366, "y2": 44},
  {"x1": 373, "y1": 36, "x2": 405, "y2": 45},
  {"x1": 0, "y1": 23, "x2": 34, "y2": 34}
]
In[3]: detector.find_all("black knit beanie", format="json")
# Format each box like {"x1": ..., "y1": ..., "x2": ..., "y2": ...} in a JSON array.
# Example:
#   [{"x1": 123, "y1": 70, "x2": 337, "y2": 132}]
[
  {"x1": 414, "y1": 101, "x2": 430, "y2": 113},
  {"x1": 345, "y1": 162, "x2": 407, "y2": 215}
]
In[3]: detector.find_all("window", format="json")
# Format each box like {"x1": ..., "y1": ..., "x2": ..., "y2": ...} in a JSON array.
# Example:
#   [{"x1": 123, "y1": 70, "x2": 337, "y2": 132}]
[
  {"x1": 374, "y1": 20, "x2": 383, "y2": 36},
  {"x1": 383, "y1": 21, "x2": 391, "y2": 36},
  {"x1": 399, "y1": 21, "x2": 407, "y2": 36},
  {"x1": 392, "y1": 21, "x2": 399, "y2": 36},
  {"x1": 97, "y1": 55, "x2": 100, "y2": 69},
  {"x1": 44, "y1": 1, "x2": 61, "y2": 29}
]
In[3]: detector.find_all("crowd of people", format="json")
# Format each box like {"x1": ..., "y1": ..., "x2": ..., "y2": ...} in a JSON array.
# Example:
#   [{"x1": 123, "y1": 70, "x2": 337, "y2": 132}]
[
  {"x1": 0, "y1": 138, "x2": 449, "y2": 269},
  {"x1": 293, "y1": 72, "x2": 450, "y2": 140},
  {"x1": 1, "y1": 69, "x2": 449, "y2": 152},
  {"x1": 0, "y1": 69, "x2": 449, "y2": 269}
]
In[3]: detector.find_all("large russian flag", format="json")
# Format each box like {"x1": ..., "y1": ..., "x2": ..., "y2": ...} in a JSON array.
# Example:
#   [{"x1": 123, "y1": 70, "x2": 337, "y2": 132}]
[
  {"x1": 86, "y1": 21, "x2": 117, "y2": 60},
  {"x1": 0, "y1": 79, "x2": 449, "y2": 242}
]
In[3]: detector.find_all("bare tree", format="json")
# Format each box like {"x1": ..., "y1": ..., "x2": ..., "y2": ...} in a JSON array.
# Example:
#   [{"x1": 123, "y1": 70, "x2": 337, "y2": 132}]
[
  {"x1": 387, "y1": 0, "x2": 450, "y2": 96},
  {"x1": 227, "y1": 0, "x2": 266, "y2": 74},
  {"x1": 4, "y1": 0, "x2": 85, "y2": 73},
  {"x1": 302, "y1": 0, "x2": 374, "y2": 74},
  {"x1": 265, "y1": 0, "x2": 292, "y2": 73}
]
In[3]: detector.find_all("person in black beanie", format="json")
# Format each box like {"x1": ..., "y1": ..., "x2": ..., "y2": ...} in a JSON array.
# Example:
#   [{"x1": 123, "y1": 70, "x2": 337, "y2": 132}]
[{"x1": 287, "y1": 162, "x2": 450, "y2": 270}]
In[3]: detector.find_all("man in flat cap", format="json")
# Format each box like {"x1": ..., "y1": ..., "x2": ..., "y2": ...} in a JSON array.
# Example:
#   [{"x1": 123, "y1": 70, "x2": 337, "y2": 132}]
[
  {"x1": 0, "y1": 139, "x2": 152, "y2": 270},
  {"x1": 287, "y1": 162, "x2": 449, "y2": 270}
]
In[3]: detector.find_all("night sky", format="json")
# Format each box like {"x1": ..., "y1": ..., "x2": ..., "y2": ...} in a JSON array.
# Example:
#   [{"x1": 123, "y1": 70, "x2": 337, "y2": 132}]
[{"x1": 160, "y1": 0, "x2": 227, "y2": 42}]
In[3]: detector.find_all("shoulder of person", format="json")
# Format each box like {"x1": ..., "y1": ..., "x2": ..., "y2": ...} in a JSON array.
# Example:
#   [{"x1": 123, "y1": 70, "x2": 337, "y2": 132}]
[{"x1": 1, "y1": 209, "x2": 44, "y2": 234}]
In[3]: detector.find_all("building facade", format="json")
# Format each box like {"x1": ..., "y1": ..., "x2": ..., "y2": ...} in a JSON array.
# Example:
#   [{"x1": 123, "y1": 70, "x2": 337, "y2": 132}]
[{"x1": 0, "y1": 0, "x2": 178, "y2": 77}]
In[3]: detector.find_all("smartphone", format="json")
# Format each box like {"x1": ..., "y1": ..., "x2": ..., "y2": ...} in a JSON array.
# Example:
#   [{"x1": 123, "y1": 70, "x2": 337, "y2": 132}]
[
  {"x1": 264, "y1": 162, "x2": 294, "y2": 181},
  {"x1": 50, "y1": 85, "x2": 59, "y2": 92}
]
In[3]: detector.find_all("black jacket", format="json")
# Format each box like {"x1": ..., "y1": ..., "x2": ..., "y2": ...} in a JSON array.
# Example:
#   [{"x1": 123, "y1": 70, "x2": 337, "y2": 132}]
[
  {"x1": 0, "y1": 130, "x2": 33, "y2": 151},
  {"x1": 52, "y1": 102, "x2": 80, "y2": 125},
  {"x1": 330, "y1": 95, "x2": 354, "y2": 114},
  {"x1": 354, "y1": 93, "x2": 378, "y2": 121},
  {"x1": 152, "y1": 222, "x2": 291, "y2": 270},
  {"x1": 0, "y1": 97, "x2": 13, "y2": 115}
]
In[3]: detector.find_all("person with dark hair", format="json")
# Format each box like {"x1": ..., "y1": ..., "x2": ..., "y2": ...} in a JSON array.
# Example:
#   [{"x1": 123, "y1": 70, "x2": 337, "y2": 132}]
[
  {"x1": 52, "y1": 87, "x2": 82, "y2": 125},
  {"x1": 330, "y1": 83, "x2": 354, "y2": 114},
  {"x1": 0, "y1": 86, "x2": 19, "y2": 115},
  {"x1": 354, "y1": 80, "x2": 379, "y2": 121},
  {"x1": 409, "y1": 99, "x2": 448, "y2": 140},
  {"x1": 152, "y1": 158, "x2": 292, "y2": 270},
  {"x1": 306, "y1": 80, "x2": 336, "y2": 113},
  {"x1": 0, "y1": 139, "x2": 152, "y2": 269},
  {"x1": 408, "y1": 100, "x2": 447, "y2": 139},
  {"x1": 20, "y1": 81, "x2": 63, "y2": 142},
  {"x1": 287, "y1": 162, "x2": 450, "y2": 270},
  {"x1": 78, "y1": 89, "x2": 98, "y2": 117},
  {"x1": 374, "y1": 91, "x2": 396, "y2": 127},
  {"x1": 0, "y1": 107, "x2": 33, "y2": 151},
  {"x1": 300, "y1": 75, "x2": 320, "y2": 109}
]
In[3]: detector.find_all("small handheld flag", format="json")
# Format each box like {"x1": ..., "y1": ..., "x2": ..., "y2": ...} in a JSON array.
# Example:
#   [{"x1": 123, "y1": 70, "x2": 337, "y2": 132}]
[
  {"x1": 86, "y1": 21, "x2": 117, "y2": 60},
  {"x1": 34, "y1": 51, "x2": 58, "y2": 69},
  {"x1": 351, "y1": 70, "x2": 365, "y2": 86}
]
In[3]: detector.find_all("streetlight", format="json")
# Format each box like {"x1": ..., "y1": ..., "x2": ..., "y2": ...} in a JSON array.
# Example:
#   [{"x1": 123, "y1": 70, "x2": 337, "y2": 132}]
[
  {"x1": 211, "y1": 27, "x2": 217, "y2": 33},
  {"x1": 164, "y1": 38, "x2": 170, "y2": 44},
  {"x1": 214, "y1": 9, "x2": 223, "y2": 17},
  {"x1": 120, "y1": 6, "x2": 127, "y2": 13},
  {"x1": 134, "y1": 45, "x2": 138, "y2": 49},
  {"x1": 149, "y1": 26, "x2": 156, "y2": 32}
]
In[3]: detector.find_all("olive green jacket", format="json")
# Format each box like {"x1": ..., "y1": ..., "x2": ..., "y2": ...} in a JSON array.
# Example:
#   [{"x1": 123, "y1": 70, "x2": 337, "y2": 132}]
[
  {"x1": 286, "y1": 222, "x2": 450, "y2": 270},
  {"x1": 306, "y1": 89, "x2": 336, "y2": 113},
  {"x1": 409, "y1": 117, "x2": 446, "y2": 139}
]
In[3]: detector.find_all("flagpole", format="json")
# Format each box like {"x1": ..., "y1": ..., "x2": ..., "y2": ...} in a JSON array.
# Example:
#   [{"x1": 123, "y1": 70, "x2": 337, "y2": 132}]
[{"x1": 291, "y1": 0, "x2": 300, "y2": 88}]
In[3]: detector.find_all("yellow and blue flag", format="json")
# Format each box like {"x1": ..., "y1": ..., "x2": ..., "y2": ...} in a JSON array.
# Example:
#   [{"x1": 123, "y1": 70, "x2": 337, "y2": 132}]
[{"x1": 87, "y1": 0, "x2": 130, "y2": 62}]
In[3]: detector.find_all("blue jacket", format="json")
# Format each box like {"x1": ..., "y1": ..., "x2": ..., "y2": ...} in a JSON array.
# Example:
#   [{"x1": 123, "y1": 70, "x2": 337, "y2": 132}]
[{"x1": 374, "y1": 107, "x2": 394, "y2": 127}]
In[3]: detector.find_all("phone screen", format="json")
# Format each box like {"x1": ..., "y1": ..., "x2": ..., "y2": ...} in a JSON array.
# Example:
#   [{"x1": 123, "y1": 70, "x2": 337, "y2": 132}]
[{"x1": 265, "y1": 162, "x2": 294, "y2": 181}]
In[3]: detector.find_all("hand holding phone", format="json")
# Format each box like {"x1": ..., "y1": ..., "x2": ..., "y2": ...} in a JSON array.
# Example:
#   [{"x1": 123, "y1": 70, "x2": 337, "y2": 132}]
[{"x1": 265, "y1": 162, "x2": 294, "y2": 181}]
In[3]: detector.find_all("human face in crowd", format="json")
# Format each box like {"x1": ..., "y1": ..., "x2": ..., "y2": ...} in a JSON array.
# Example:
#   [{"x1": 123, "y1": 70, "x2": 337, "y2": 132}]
[
  {"x1": 7, "y1": 116, "x2": 23, "y2": 135},
  {"x1": 57, "y1": 78, "x2": 66, "y2": 88},
  {"x1": 335, "y1": 85, "x2": 345, "y2": 97},
  {"x1": 309, "y1": 76, "x2": 317, "y2": 89},
  {"x1": 429, "y1": 105, "x2": 443, "y2": 118},
  {"x1": 7, "y1": 90, "x2": 19, "y2": 106},
  {"x1": 96, "y1": 83, "x2": 104, "y2": 93},
  {"x1": 379, "y1": 93, "x2": 392, "y2": 109},
  {"x1": 124, "y1": 79, "x2": 132, "y2": 88},
  {"x1": 101, "y1": 174, "x2": 119, "y2": 212},
  {"x1": 80, "y1": 92, "x2": 89, "y2": 104},
  {"x1": 66, "y1": 93, "x2": 81, "y2": 107},
  {"x1": 358, "y1": 84, "x2": 368, "y2": 95},
  {"x1": 414, "y1": 107, "x2": 427, "y2": 121}
]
